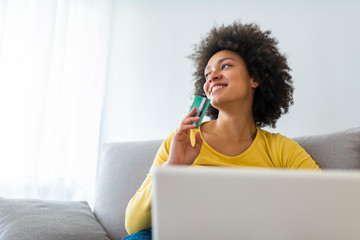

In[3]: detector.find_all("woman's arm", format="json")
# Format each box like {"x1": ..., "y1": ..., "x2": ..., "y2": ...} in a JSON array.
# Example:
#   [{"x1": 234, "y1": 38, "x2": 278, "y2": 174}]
[
  {"x1": 124, "y1": 174, "x2": 153, "y2": 234},
  {"x1": 124, "y1": 133, "x2": 173, "y2": 234},
  {"x1": 125, "y1": 108, "x2": 203, "y2": 234}
]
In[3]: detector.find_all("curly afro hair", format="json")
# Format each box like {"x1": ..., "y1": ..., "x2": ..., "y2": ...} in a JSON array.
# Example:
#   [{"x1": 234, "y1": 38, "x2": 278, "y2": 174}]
[{"x1": 189, "y1": 21, "x2": 294, "y2": 128}]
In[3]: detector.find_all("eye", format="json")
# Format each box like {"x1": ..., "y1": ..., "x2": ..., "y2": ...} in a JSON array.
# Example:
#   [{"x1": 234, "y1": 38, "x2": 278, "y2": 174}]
[
  {"x1": 204, "y1": 72, "x2": 211, "y2": 80},
  {"x1": 221, "y1": 64, "x2": 231, "y2": 70}
]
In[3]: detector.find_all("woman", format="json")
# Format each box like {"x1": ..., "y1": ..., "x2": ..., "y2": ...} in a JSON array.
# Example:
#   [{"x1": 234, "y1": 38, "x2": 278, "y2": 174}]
[{"x1": 124, "y1": 21, "x2": 320, "y2": 240}]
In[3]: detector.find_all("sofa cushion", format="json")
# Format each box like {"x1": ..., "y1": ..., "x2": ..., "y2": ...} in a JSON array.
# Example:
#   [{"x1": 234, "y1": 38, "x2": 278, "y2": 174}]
[
  {"x1": 93, "y1": 140, "x2": 163, "y2": 240},
  {"x1": 0, "y1": 197, "x2": 110, "y2": 240},
  {"x1": 294, "y1": 127, "x2": 360, "y2": 169}
]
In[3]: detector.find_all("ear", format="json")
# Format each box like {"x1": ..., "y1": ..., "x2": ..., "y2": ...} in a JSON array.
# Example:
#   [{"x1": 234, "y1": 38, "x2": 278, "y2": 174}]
[{"x1": 251, "y1": 78, "x2": 259, "y2": 88}]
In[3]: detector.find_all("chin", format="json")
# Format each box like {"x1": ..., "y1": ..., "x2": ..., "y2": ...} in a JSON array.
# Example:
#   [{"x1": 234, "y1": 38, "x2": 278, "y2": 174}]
[{"x1": 210, "y1": 98, "x2": 221, "y2": 110}]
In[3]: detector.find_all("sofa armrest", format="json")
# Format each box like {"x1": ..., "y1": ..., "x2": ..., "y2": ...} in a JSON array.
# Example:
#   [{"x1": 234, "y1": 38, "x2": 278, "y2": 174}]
[{"x1": 0, "y1": 197, "x2": 110, "y2": 240}]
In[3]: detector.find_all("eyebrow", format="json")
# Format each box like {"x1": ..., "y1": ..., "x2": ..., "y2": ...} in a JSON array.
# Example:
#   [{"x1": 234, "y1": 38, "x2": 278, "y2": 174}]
[{"x1": 205, "y1": 57, "x2": 235, "y2": 71}]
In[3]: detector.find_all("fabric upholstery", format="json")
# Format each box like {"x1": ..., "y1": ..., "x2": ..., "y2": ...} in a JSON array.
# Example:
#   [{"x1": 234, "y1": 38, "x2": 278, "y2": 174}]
[
  {"x1": 0, "y1": 197, "x2": 110, "y2": 240},
  {"x1": 294, "y1": 127, "x2": 360, "y2": 169},
  {"x1": 93, "y1": 140, "x2": 163, "y2": 240}
]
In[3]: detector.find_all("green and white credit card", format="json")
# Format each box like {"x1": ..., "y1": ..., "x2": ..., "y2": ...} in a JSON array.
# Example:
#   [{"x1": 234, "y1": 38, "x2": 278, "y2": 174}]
[{"x1": 190, "y1": 96, "x2": 210, "y2": 129}]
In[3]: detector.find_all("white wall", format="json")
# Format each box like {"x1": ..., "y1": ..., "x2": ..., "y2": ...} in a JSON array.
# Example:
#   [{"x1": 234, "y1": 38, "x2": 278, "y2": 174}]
[{"x1": 101, "y1": 0, "x2": 360, "y2": 144}]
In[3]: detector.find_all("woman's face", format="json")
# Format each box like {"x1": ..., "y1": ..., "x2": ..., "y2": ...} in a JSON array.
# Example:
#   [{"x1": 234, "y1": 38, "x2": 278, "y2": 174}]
[{"x1": 203, "y1": 50, "x2": 259, "y2": 109}]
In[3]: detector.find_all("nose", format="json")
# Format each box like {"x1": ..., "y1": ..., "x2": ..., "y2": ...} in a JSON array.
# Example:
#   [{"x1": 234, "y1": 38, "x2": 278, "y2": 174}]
[{"x1": 208, "y1": 70, "x2": 221, "y2": 83}]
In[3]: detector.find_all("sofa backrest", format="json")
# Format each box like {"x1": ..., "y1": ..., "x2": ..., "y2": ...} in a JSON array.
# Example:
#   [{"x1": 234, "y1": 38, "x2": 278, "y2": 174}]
[
  {"x1": 294, "y1": 127, "x2": 360, "y2": 169},
  {"x1": 93, "y1": 127, "x2": 360, "y2": 240},
  {"x1": 94, "y1": 140, "x2": 163, "y2": 240}
]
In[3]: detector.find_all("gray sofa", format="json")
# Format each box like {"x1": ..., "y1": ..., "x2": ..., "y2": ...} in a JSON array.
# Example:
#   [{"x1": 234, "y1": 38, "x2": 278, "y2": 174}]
[{"x1": 1, "y1": 127, "x2": 359, "y2": 240}]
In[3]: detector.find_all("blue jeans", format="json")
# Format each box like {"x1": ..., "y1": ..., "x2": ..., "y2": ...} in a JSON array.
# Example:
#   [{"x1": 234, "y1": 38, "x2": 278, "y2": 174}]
[{"x1": 123, "y1": 229, "x2": 152, "y2": 240}]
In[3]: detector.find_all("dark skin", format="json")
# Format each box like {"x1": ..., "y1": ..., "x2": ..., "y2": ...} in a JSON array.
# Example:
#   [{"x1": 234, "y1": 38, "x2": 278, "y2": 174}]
[
  {"x1": 164, "y1": 50, "x2": 259, "y2": 166},
  {"x1": 191, "y1": 23, "x2": 294, "y2": 128}
]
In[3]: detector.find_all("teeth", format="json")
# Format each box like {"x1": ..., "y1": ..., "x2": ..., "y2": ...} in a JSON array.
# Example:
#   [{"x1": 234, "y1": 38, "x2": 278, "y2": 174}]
[{"x1": 211, "y1": 85, "x2": 226, "y2": 94}]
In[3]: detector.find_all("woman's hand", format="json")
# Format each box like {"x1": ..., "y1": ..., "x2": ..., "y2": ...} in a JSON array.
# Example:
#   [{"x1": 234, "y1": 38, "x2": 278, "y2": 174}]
[{"x1": 165, "y1": 107, "x2": 203, "y2": 166}]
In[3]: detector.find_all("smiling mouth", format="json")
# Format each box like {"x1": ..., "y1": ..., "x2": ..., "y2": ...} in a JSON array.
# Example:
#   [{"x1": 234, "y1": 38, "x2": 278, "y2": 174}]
[{"x1": 210, "y1": 84, "x2": 227, "y2": 95}]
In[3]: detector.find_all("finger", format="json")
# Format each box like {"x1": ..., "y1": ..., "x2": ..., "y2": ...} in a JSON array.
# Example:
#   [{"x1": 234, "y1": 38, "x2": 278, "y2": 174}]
[
  {"x1": 178, "y1": 123, "x2": 198, "y2": 133},
  {"x1": 181, "y1": 116, "x2": 201, "y2": 125},
  {"x1": 194, "y1": 132, "x2": 203, "y2": 149},
  {"x1": 186, "y1": 107, "x2": 197, "y2": 118}
]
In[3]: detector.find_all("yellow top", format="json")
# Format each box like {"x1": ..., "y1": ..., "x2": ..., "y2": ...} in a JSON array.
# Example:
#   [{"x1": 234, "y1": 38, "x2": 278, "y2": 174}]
[{"x1": 125, "y1": 126, "x2": 320, "y2": 234}]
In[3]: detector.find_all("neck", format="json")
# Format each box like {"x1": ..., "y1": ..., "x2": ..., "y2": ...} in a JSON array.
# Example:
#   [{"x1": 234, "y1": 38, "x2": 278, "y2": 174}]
[{"x1": 213, "y1": 110, "x2": 257, "y2": 141}]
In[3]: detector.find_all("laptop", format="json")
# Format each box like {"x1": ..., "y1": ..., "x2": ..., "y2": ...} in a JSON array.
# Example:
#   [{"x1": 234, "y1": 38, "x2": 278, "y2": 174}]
[{"x1": 152, "y1": 166, "x2": 360, "y2": 240}]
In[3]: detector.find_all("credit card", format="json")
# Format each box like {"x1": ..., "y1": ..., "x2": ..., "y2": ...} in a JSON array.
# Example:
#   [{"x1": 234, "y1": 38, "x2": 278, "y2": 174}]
[{"x1": 190, "y1": 96, "x2": 210, "y2": 129}]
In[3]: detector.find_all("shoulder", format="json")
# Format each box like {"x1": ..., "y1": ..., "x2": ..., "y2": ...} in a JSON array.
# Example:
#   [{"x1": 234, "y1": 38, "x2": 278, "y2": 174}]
[
  {"x1": 162, "y1": 128, "x2": 178, "y2": 150},
  {"x1": 257, "y1": 128, "x2": 301, "y2": 159},
  {"x1": 258, "y1": 128, "x2": 319, "y2": 169},
  {"x1": 151, "y1": 129, "x2": 178, "y2": 168},
  {"x1": 257, "y1": 128, "x2": 297, "y2": 146}
]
